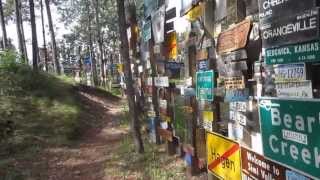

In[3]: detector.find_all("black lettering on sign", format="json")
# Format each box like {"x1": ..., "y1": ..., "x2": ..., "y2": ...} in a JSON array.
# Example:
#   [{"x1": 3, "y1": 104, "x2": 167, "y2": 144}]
[
  {"x1": 258, "y1": 0, "x2": 316, "y2": 21},
  {"x1": 210, "y1": 145, "x2": 236, "y2": 172},
  {"x1": 261, "y1": 8, "x2": 319, "y2": 49}
]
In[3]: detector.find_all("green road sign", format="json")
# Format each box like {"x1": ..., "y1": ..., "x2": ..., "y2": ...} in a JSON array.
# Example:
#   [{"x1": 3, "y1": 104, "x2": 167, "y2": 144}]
[
  {"x1": 196, "y1": 70, "x2": 214, "y2": 101},
  {"x1": 258, "y1": 97, "x2": 320, "y2": 179},
  {"x1": 265, "y1": 40, "x2": 320, "y2": 65}
]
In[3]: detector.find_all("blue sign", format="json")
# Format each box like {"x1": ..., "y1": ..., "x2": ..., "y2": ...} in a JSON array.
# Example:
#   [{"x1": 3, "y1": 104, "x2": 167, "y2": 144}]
[
  {"x1": 224, "y1": 88, "x2": 249, "y2": 102},
  {"x1": 84, "y1": 57, "x2": 91, "y2": 65}
]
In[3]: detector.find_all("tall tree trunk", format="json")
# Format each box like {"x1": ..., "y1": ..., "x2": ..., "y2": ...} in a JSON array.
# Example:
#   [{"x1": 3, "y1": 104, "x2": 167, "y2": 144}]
[
  {"x1": 29, "y1": 0, "x2": 39, "y2": 70},
  {"x1": 40, "y1": 0, "x2": 48, "y2": 71},
  {"x1": 15, "y1": 0, "x2": 27, "y2": 61},
  {"x1": 117, "y1": 0, "x2": 144, "y2": 153},
  {"x1": 0, "y1": 0, "x2": 8, "y2": 49},
  {"x1": 94, "y1": 0, "x2": 106, "y2": 87},
  {"x1": 88, "y1": 3, "x2": 98, "y2": 87},
  {"x1": 45, "y1": 0, "x2": 60, "y2": 74}
]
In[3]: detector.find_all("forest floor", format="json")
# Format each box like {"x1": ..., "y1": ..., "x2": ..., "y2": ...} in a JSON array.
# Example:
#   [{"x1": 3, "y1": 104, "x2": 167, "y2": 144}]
[{"x1": 1, "y1": 82, "x2": 191, "y2": 180}]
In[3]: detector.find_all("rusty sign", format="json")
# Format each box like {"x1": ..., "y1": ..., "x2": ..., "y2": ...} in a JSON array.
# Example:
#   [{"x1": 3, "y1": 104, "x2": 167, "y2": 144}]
[{"x1": 217, "y1": 19, "x2": 252, "y2": 54}]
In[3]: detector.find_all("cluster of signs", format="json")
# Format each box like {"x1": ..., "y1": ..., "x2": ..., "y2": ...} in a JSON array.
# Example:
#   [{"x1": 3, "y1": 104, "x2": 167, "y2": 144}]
[{"x1": 206, "y1": 131, "x2": 316, "y2": 180}]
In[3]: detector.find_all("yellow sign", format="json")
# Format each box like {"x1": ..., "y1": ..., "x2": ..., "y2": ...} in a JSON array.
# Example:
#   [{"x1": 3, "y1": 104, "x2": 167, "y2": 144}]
[
  {"x1": 207, "y1": 132, "x2": 241, "y2": 180},
  {"x1": 117, "y1": 64, "x2": 124, "y2": 73},
  {"x1": 165, "y1": 32, "x2": 177, "y2": 60},
  {"x1": 203, "y1": 111, "x2": 214, "y2": 131},
  {"x1": 185, "y1": 3, "x2": 204, "y2": 22}
]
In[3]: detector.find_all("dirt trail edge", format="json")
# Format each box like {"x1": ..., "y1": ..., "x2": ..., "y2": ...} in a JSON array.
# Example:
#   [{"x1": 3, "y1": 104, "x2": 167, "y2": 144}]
[{"x1": 46, "y1": 86, "x2": 128, "y2": 180}]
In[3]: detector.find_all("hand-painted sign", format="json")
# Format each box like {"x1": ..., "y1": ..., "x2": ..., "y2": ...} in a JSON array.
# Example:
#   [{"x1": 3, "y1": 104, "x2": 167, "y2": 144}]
[
  {"x1": 151, "y1": 6, "x2": 165, "y2": 44},
  {"x1": 276, "y1": 80, "x2": 313, "y2": 98},
  {"x1": 157, "y1": 127, "x2": 173, "y2": 142},
  {"x1": 260, "y1": 8, "x2": 319, "y2": 49},
  {"x1": 217, "y1": 19, "x2": 251, "y2": 54},
  {"x1": 203, "y1": 111, "x2": 214, "y2": 132},
  {"x1": 258, "y1": 0, "x2": 315, "y2": 20},
  {"x1": 155, "y1": 77, "x2": 169, "y2": 87},
  {"x1": 259, "y1": 98, "x2": 320, "y2": 179},
  {"x1": 265, "y1": 40, "x2": 320, "y2": 65},
  {"x1": 225, "y1": 88, "x2": 249, "y2": 102},
  {"x1": 196, "y1": 70, "x2": 214, "y2": 101},
  {"x1": 142, "y1": 20, "x2": 152, "y2": 42},
  {"x1": 274, "y1": 63, "x2": 306, "y2": 82},
  {"x1": 207, "y1": 132, "x2": 241, "y2": 180},
  {"x1": 220, "y1": 49, "x2": 247, "y2": 62}
]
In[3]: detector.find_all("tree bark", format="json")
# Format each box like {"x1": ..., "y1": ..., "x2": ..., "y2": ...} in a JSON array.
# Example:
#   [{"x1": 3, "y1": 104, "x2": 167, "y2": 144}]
[
  {"x1": 29, "y1": 0, "x2": 39, "y2": 70},
  {"x1": 94, "y1": 0, "x2": 106, "y2": 87},
  {"x1": 0, "y1": 0, "x2": 8, "y2": 49},
  {"x1": 117, "y1": 0, "x2": 144, "y2": 153},
  {"x1": 40, "y1": 0, "x2": 48, "y2": 71},
  {"x1": 45, "y1": 0, "x2": 61, "y2": 74},
  {"x1": 14, "y1": 0, "x2": 27, "y2": 61}
]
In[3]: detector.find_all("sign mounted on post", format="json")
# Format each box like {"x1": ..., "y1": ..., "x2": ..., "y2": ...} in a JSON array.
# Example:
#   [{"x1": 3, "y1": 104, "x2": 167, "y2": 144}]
[
  {"x1": 266, "y1": 40, "x2": 320, "y2": 65},
  {"x1": 274, "y1": 63, "x2": 306, "y2": 82},
  {"x1": 142, "y1": 21, "x2": 152, "y2": 42},
  {"x1": 203, "y1": 111, "x2": 214, "y2": 132},
  {"x1": 217, "y1": 19, "x2": 251, "y2": 54},
  {"x1": 259, "y1": 98, "x2": 320, "y2": 179},
  {"x1": 207, "y1": 132, "x2": 241, "y2": 180},
  {"x1": 151, "y1": 6, "x2": 165, "y2": 44},
  {"x1": 196, "y1": 70, "x2": 214, "y2": 101},
  {"x1": 225, "y1": 88, "x2": 249, "y2": 102},
  {"x1": 220, "y1": 49, "x2": 247, "y2": 62},
  {"x1": 260, "y1": 8, "x2": 319, "y2": 49}
]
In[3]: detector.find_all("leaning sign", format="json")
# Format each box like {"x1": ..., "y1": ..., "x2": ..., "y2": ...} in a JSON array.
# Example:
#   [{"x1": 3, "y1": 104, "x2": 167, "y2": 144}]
[
  {"x1": 207, "y1": 132, "x2": 241, "y2": 180},
  {"x1": 196, "y1": 70, "x2": 214, "y2": 101},
  {"x1": 258, "y1": 98, "x2": 320, "y2": 179},
  {"x1": 265, "y1": 40, "x2": 320, "y2": 65}
]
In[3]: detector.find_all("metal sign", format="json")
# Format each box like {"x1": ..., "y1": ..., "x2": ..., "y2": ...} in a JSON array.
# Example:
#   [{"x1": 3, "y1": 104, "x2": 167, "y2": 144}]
[
  {"x1": 151, "y1": 6, "x2": 166, "y2": 44},
  {"x1": 144, "y1": 0, "x2": 158, "y2": 18},
  {"x1": 230, "y1": 102, "x2": 247, "y2": 112},
  {"x1": 230, "y1": 111, "x2": 247, "y2": 126},
  {"x1": 225, "y1": 88, "x2": 249, "y2": 102},
  {"x1": 265, "y1": 40, "x2": 320, "y2": 65},
  {"x1": 197, "y1": 60, "x2": 209, "y2": 72},
  {"x1": 258, "y1": 0, "x2": 315, "y2": 21},
  {"x1": 220, "y1": 49, "x2": 247, "y2": 62},
  {"x1": 196, "y1": 49, "x2": 208, "y2": 61},
  {"x1": 155, "y1": 76, "x2": 169, "y2": 87},
  {"x1": 220, "y1": 76, "x2": 246, "y2": 90},
  {"x1": 258, "y1": 98, "x2": 320, "y2": 179},
  {"x1": 165, "y1": 31, "x2": 178, "y2": 60},
  {"x1": 276, "y1": 80, "x2": 313, "y2": 99},
  {"x1": 274, "y1": 63, "x2": 306, "y2": 83},
  {"x1": 196, "y1": 70, "x2": 214, "y2": 101},
  {"x1": 241, "y1": 146, "x2": 287, "y2": 180},
  {"x1": 142, "y1": 21, "x2": 152, "y2": 42},
  {"x1": 207, "y1": 132, "x2": 241, "y2": 180},
  {"x1": 217, "y1": 19, "x2": 251, "y2": 54},
  {"x1": 203, "y1": 111, "x2": 214, "y2": 132},
  {"x1": 260, "y1": 8, "x2": 319, "y2": 49}
]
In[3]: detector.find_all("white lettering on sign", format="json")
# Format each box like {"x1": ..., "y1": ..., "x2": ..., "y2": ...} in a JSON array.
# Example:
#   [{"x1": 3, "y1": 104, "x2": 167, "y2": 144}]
[
  {"x1": 262, "y1": 0, "x2": 289, "y2": 10},
  {"x1": 282, "y1": 129, "x2": 308, "y2": 145},
  {"x1": 269, "y1": 108, "x2": 320, "y2": 168},
  {"x1": 262, "y1": 10, "x2": 318, "y2": 40}
]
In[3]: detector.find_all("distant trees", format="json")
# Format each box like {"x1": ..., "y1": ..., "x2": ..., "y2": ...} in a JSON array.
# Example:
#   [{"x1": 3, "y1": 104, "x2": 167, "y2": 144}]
[{"x1": 0, "y1": 0, "x2": 8, "y2": 49}]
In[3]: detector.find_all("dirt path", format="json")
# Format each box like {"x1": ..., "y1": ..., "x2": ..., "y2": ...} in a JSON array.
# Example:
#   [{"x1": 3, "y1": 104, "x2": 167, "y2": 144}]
[{"x1": 45, "y1": 88, "x2": 129, "y2": 180}]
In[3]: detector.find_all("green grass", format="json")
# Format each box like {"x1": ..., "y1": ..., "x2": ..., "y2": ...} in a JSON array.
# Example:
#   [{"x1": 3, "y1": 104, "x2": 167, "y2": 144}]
[
  {"x1": 105, "y1": 135, "x2": 186, "y2": 180},
  {"x1": 0, "y1": 53, "x2": 88, "y2": 179}
]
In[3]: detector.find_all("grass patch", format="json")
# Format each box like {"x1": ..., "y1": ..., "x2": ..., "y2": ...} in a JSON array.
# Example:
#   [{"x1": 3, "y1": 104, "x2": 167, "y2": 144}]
[
  {"x1": 105, "y1": 135, "x2": 186, "y2": 180},
  {"x1": 0, "y1": 52, "x2": 89, "y2": 178}
]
